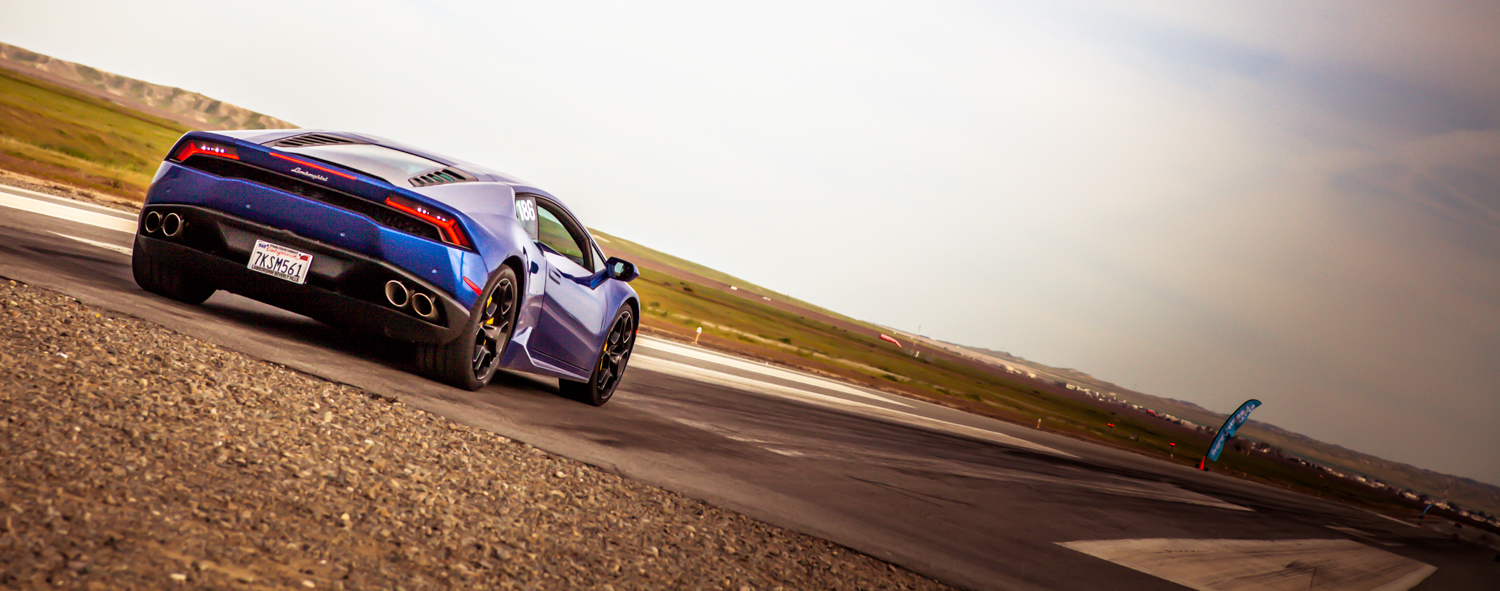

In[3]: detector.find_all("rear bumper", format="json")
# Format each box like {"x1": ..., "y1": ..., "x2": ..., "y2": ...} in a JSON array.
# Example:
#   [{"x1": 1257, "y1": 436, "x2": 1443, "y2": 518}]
[{"x1": 134, "y1": 204, "x2": 470, "y2": 344}]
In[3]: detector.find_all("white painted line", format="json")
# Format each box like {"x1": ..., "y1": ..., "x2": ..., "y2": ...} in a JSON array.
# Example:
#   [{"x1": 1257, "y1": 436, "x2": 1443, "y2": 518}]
[
  {"x1": 0, "y1": 190, "x2": 137, "y2": 233},
  {"x1": 633, "y1": 355, "x2": 883, "y2": 411},
  {"x1": 1366, "y1": 510, "x2": 1420, "y2": 528},
  {"x1": 0, "y1": 184, "x2": 137, "y2": 217},
  {"x1": 51, "y1": 232, "x2": 133, "y2": 256},
  {"x1": 1059, "y1": 538, "x2": 1436, "y2": 591},
  {"x1": 925, "y1": 459, "x2": 1249, "y2": 511},
  {"x1": 632, "y1": 355, "x2": 1075, "y2": 458},
  {"x1": 639, "y1": 336, "x2": 910, "y2": 407},
  {"x1": 1327, "y1": 524, "x2": 1370, "y2": 537},
  {"x1": 1327, "y1": 525, "x2": 1402, "y2": 547}
]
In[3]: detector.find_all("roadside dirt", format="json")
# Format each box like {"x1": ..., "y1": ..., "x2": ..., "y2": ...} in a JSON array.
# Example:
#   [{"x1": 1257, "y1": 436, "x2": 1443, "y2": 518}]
[
  {"x1": 0, "y1": 169, "x2": 143, "y2": 212},
  {"x1": 0, "y1": 279, "x2": 951, "y2": 590}
]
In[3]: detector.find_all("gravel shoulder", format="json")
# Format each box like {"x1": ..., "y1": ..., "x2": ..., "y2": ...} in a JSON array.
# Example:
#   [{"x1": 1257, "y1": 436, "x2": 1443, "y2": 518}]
[{"x1": 0, "y1": 278, "x2": 953, "y2": 590}]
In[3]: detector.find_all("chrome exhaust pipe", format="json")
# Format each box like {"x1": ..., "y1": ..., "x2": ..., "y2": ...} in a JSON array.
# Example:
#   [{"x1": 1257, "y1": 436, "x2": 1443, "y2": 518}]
[
  {"x1": 384, "y1": 280, "x2": 410, "y2": 308},
  {"x1": 143, "y1": 211, "x2": 162, "y2": 234},
  {"x1": 411, "y1": 292, "x2": 438, "y2": 319},
  {"x1": 162, "y1": 213, "x2": 184, "y2": 238}
]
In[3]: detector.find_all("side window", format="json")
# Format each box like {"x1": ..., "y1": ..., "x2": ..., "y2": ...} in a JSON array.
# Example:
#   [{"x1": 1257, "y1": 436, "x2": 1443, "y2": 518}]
[
  {"x1": 535, "y1": 200, "x2": 591, "y2": 269},
  {"x1": 591, "y1": 243, "x2": 607, "y2": 273},
  {"x1": 514, "y1": 194, "x2": 539, "y2": 240}
]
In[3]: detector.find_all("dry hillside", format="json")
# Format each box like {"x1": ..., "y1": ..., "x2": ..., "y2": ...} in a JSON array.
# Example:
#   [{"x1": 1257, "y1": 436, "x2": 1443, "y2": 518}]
[{"x1": 0, "y1": 42, "x2": 292, "y2": 131}]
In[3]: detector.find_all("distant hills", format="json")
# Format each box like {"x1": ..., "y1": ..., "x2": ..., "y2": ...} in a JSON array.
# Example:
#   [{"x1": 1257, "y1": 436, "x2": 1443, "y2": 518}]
[
  {"x1": 954, "y1": 343, "x2": 1500, "y2": 516},
  {"x1": 0, "y1": 42, "x2": 292, "y2": 131}
]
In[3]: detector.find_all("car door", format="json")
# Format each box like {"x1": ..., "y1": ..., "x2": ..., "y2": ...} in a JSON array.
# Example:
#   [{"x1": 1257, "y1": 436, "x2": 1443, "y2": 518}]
[{"x1": 530, "y1": 198, "x2": 609, "y2": 372}]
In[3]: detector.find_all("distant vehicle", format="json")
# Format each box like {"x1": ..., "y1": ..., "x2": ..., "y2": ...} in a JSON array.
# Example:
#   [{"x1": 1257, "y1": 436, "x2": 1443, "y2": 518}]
[{"x1": 133, "y1": 130, "x2": 640, "y2": 405}]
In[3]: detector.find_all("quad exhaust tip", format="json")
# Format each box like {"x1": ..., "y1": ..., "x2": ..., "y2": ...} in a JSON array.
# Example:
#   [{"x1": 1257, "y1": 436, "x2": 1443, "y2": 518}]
[
  {"x1": 384, "y1": 280, "x2": 410, "y2": 309},
  {"x1": 143, "y1": 211, "x2": 162, "y2": 234},
  {"x1": 412, "y1": 292, "x2": 438, "y2": 319},
  {"x1": 162, "y1": 213, "x2": 184, "y2": 237}
]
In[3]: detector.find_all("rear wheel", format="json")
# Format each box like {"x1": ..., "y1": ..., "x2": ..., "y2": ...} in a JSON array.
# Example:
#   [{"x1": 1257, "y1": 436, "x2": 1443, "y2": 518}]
[
  {"x1": 561, "y1": 305, "x2": 636, "y2": 406},
  {"x1": 416, "y1": 266, "x2": 518, "y2": 391},
  {"x1": 132, "y1": 235, "x2": 215, "y2": 304}
]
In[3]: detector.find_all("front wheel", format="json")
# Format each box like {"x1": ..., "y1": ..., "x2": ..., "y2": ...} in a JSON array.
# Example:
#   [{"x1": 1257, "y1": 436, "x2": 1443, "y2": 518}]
[
  {"x1": 561, "y1": 305, "x2": 636, "y2": 406},
  {"x1": 416, "y1": 266, "x2": 519, "y2": 391}
]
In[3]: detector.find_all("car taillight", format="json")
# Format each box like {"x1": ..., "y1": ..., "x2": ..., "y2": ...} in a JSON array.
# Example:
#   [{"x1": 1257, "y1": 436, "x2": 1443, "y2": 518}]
[
  {"x1": 175, "y1": 140, "x2": 238, "y2": 161},
  {"x1": 385, "y1": 194, "x2": 470, "y2": 248}
]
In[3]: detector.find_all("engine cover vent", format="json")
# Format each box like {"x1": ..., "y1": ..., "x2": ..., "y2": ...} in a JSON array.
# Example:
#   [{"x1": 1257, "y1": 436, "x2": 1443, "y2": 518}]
[
  {"x1": 267, "y1": 133, "x2": 362, "y2": 148},
  {"x1": 410, "y1": 168, "x2": 474, "y2": 187}
]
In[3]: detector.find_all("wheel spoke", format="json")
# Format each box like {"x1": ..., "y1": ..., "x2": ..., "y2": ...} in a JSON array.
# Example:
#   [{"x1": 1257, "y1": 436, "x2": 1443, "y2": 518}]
[
  {"x1": 590, "y1": 313, "x2": 633, "y2": 397},
  {"x1": 472, "y1": 343, "x2": 488, "y2": 369},
  {"x1": 498, "y1": 283, "x2": 514, "y2": 315},
  {"x1": 471, "y1": 277, "x2": 519, "y2": 378}
]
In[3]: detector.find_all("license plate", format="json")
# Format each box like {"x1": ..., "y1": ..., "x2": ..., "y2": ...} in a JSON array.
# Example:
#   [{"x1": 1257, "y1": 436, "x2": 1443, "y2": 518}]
[{"x1": 248, "y1": 240, "x2": 313, "y2": 285}]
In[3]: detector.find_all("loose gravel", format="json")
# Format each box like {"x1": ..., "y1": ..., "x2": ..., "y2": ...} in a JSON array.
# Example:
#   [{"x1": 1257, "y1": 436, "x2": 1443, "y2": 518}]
[{"x1": 0, "y1": 278, "x2": 953, "y2": 590}]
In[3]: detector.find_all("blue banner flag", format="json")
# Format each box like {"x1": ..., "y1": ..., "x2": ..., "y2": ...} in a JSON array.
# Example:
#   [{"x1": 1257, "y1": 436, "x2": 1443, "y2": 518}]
[{"x1": 1205, "y1": 399, "x2": 1261, "y2": 462}]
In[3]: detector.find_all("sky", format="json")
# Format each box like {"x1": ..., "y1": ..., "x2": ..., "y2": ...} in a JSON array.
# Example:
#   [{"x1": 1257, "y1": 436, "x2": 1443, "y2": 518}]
[{"x1": 4, "y1": 1, "x2": 1498, "y2": 486}]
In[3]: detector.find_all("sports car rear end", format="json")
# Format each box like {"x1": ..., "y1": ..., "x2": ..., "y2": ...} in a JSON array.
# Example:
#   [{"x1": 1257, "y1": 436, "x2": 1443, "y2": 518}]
[
  {"x1": 135, "y1": 129, "x2": 642, "y2": 401},
  {"x1": 134, "y1": 131, "x2": 487, "y2": 343}
]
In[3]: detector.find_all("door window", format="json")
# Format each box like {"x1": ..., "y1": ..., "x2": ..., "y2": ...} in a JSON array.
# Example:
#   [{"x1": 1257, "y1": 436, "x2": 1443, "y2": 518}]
[{"x1": 535, "y1": 201, "x2": 591, "y2": 269}]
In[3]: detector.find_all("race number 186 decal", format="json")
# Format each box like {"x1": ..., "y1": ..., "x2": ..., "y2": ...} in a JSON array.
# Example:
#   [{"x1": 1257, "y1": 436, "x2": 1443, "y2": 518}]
[{"x1": 515, "y1": 195, "x2": 539, "y2": 239}]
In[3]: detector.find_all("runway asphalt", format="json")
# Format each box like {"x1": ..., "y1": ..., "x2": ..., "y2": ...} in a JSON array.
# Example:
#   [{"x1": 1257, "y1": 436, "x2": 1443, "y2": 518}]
[{"x1": 2, "y1": 184, "x2": 1495, "y2": 590}]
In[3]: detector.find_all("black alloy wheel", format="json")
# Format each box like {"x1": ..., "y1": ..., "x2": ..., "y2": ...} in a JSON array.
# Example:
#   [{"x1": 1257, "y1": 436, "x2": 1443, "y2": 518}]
[
  {"x1": 470, "y1": 274, "x2": 517, "y2": 382},
  {"x1": 416, "y1": 266, "x2": 519, "y2": 391},
  {"x1": 562, "y1": 306, "x2": 636, "y2": 406}
]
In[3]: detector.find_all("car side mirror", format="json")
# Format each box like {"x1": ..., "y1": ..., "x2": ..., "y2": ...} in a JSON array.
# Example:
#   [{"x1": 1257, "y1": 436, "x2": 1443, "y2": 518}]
[{"x1": 605, "y1": 257, "x2": 638, "y2": 282}]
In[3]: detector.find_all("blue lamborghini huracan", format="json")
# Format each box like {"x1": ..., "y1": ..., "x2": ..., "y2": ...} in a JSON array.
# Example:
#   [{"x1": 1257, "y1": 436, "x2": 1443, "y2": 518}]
[{"x1": 133, "y1": 130, "x2": 640, "y2": 405}]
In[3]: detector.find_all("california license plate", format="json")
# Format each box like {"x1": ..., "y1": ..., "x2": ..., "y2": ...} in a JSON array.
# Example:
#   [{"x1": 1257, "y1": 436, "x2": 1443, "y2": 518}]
[{"x1": 248, "y1": 240, "x2": 312, "y2": 285}]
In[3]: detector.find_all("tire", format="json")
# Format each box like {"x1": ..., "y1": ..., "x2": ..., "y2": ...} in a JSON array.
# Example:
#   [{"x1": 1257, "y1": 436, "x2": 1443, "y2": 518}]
[
  {"x1": 416, "y1": 265, "x2": 519, "y2": 391},
  {"x1": 561, "y1": 305, "x2": 636, "y2": 406},
  {"x1": 132, "y1": 235, "x2": 215, "y2": 305}
]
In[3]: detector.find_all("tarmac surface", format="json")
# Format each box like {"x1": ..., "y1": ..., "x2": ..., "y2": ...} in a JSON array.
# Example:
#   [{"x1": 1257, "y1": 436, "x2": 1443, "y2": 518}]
[{"x1": 3, "y1": 184, "x2": 1496, "y2": 590}]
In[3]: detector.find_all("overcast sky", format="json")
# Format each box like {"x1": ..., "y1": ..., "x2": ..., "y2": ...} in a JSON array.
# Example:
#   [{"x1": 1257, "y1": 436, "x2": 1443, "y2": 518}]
[{"x1": 5, "y1": 1, "x2": 1498, "y2": 486}]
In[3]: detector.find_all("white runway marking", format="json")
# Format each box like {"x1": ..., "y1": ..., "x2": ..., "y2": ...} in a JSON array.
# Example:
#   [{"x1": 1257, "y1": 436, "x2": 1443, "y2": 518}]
[
  {"x1": 0, "y1": 188, "x2": 136, "y2": 233},
  {"x1": 639, "y1": 337, "x2": 910, "y2": 406},
  {"x1": 633, "y1": 354, "x2": 1075, "y2": 458},
  {"x1": 632, "y1": 355, "x2": 890, "y2": 411},
  {"x1": 51, "y1": 232, "x2": 133, "y2": 255},
  {"x1": 811, "y1": 442, "x2": 1247, "y2": 511},
  {"x1": 1059, "y1": 538, "x2": 1436, "y2": 591},
  {"x1": 1327, "y1": 525, "x2": 1402, "y2": 547},
  {"x1": 1366, "y1": 510, "x2": 1419, "y2": 528}
]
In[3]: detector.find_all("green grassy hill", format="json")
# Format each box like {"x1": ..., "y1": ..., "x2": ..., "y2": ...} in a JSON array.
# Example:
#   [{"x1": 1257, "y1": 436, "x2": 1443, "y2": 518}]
[
  {"x1": 0, "y1": 65, "x2": 187, "y2": 199},
  {"x1": 592, "y1": 229, "x2": 878, "y2": 330}
]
